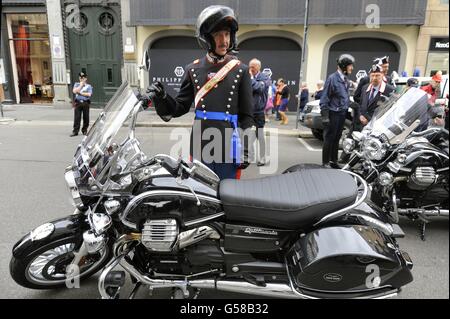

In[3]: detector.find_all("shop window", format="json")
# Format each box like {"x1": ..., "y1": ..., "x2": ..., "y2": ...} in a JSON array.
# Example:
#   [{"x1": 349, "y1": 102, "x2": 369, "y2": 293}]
[
  {"x1": 426, "y1": 52, "x2": 449, "y2": 76},
  {"x1": 8, "y1": 14, "x2": 53, "y2": 103}
]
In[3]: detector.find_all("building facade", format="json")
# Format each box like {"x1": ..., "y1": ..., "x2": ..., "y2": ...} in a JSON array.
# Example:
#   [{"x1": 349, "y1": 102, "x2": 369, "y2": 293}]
[
  {"x1": 1, "y1": 0, "x2": 448, "y2": 110},
  {"x1": 129, "y1": 0, "x2": 430, "y2": 111},
  {"x1": 1, "y1": 0, "x2": 125, "y2": 106},
  {"x1": 414, "y1": 0, "x2": 449, "y2": 76}
]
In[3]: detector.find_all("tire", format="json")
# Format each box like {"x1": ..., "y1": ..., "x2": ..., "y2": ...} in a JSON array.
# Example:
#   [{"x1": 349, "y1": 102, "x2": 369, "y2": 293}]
[
  {"x1": 10, "y1": 236, "x2": 111, "y2": 289},
  {"x1": 311, "y1": 129, "x2": 323, "y2": 141}
]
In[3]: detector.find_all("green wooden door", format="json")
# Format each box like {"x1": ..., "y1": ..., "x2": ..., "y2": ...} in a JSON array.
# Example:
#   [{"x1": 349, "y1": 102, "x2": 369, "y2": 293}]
[{"x1": 66, "y1": 3, "x2": 122, "y2": 106}]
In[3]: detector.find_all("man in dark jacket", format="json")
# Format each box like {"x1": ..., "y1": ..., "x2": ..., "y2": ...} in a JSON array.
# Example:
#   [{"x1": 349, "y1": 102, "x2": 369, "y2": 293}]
[
  {"x1": 249, "y1": 58, "x2": 271, "y2": 166},
  {"x1": 354, "y1": 56, "x2": 393, "y2": 105},
  {"x1": 148, "y1": 5, "x2": 255, "y2": 180},
  {"x1": 320, "y1": 54, "x2": 355, "y2": 168},
  {"x1": 359, "y1": 64, "x2": 395, "y2": 126}
]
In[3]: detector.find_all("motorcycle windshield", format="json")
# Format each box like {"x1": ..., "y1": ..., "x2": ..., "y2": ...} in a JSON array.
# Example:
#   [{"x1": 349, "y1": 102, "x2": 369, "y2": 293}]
[
  {"x1": 79, "y1": 82, "x2": 139, "y2": 175},
  {"x1": 364, "y1": 87, "x2": 429, "y2": 144}
]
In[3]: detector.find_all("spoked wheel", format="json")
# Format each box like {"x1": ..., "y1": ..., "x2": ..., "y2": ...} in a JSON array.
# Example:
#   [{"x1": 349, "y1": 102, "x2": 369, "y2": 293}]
[{"x1": 10, "y1": 237, "x2": 111, "y2": 289}]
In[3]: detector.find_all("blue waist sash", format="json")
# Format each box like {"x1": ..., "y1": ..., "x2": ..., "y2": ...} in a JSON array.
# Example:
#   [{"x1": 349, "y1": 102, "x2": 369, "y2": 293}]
[{"x1": 195, "y1": 110, "x2": 241, "y2": 163}]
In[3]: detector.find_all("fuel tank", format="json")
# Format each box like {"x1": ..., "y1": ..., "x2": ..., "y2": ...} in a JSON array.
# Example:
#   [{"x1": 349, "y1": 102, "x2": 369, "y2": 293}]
[{"x1": 121, "y1": 175, "x2": 222, "y2": 230}]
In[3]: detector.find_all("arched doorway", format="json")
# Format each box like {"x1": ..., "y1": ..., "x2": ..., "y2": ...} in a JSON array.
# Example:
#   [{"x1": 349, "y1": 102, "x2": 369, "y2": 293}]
[
  {"x1": 239, "y1": 37, "x2": 302, "y2": 111},
  {"x1": 67, "y1": 4, "x2": 122, "y2": 106},
  {"x1": 326, "y1": 37, "x2": 400, "y2": 82}
]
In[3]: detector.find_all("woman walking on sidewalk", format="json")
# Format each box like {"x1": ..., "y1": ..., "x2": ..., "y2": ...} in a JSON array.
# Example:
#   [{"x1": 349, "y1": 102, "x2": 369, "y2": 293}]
[{"x1": 275, "y1": 78, "x2": 290, "y2": 125}]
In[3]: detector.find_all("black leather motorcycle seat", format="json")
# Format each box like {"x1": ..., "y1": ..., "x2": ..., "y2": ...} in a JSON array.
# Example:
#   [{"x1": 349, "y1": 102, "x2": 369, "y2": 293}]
[{"x1": 219, "y1": 168, "x2": 358, "y2": 229}]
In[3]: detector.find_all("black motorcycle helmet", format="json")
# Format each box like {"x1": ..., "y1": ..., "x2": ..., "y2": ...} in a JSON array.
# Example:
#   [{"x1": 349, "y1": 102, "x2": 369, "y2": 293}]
[
  {"x1": 337, "y1": 54, "x2": 355, "y2": 74},
  {"x1": 196, "y1": 5, "x2": 238, "y2": 55}
]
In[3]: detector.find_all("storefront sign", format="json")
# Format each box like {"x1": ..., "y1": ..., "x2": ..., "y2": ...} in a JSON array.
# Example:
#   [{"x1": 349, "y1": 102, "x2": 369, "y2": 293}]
[{"x1": 429, "y1": 37, "x2": 449, "y2": 51}]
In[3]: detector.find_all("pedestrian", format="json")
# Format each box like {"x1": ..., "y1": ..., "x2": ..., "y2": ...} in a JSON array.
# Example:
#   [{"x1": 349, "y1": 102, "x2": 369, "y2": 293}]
[
  {"x1": 359, "y1": 64, "x2": 395, "y2": 127},
  {"x1": 264, "y1": 84, "x2": 274, "y2": 123},
  {"x1": 148, "y1": 5, "x2": 255, "y2": 180},
  {"x1": 421, "y1": 71, "x2": 442, "y2": 105},
  {"x1": 415, "y1": 71, "x2": 443, "y2": 132},
  {"x1": 354, "y1": 56, "x2": 394, "y2": 106},
  {"x1": 70, "y1": 72, "x2": 92, "y2": 137},
  {"x1": 249, "y1": 58, "x2": 271, "y2": 166},
  {"x1": 313, "y1": 80, "x2": 324, "y2": 100},
  {"x1": 275, "y1": 78, "x2": 290, "y2": 125},
  {"x1": 320, "y1": 54, "x2": 355, "y2": 168},
  {"x1": 270, "y1": 82, "x2": 279, "y2": 120},
  {"x1": 297, "y1": 81, "x2": 309, "y2": 113},
  {"x1": 405, "y1": 77, "x2": 419, "y2": 91}
]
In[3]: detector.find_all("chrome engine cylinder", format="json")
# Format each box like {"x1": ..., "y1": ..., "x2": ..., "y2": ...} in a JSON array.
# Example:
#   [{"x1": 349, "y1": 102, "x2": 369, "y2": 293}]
[
  {"x1": 408, "y1": 166, "x2": 436, "y2": 190},
  {"x1": 141, "y1": 219, "x2": 178, "y2": 252}
]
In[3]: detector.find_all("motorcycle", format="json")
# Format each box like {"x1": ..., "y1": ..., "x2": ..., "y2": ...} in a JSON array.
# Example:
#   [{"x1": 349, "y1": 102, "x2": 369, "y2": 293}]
[
  {"x1": 10, "y1": 81, "x2": 414, "y2": 299},
  {"x1": 341, "y1": 88, "x2": 449, "y2": 240}
]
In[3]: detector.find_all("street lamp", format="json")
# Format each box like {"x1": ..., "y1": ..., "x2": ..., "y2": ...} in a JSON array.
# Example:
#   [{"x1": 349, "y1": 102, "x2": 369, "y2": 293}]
[{"x1": 295, "y1": 0, "x2": 309, "y2": 129}]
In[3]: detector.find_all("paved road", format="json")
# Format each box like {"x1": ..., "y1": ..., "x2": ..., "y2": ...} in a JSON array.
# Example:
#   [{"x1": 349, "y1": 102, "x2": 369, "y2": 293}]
[{"x1": 0, "y1": 118, "x2": 448, "y2": 299}]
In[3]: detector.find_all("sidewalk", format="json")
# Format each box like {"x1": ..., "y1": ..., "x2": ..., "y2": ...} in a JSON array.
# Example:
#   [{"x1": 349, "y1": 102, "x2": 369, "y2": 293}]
[{"x1": 0, "y1": 103, "x2": 313, "y2": 137}]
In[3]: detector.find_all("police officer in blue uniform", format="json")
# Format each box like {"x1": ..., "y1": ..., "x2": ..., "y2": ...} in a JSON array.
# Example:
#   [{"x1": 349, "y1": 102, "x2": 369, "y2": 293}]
[
  {"x1": 148, "y1": 5, "x2": 255, "y2": 180},
  {"x1": 71, "y1": 72, "x2": 93, "y2": 137}
]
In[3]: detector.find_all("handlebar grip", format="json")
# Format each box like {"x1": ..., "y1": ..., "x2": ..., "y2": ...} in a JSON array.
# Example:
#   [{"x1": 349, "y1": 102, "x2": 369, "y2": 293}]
[{"x1": 160, "y1": 157, "x2": 179, "y2": 176}]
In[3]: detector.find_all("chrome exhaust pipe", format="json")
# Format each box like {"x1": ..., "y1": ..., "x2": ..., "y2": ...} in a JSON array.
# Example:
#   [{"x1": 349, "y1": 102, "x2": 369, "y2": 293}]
[
  {"x1": 116, "y1": 257, "x2": 397, "y2": 299},
  {"x1": 118, "y1": 255, "x2": 302, "y2": 298},
  {"x1": 397, "y1": 208, "x2": 449, "y2": 218},
  {"x1": 207, "y1": 280, "x2": 301, "y2": 299}
]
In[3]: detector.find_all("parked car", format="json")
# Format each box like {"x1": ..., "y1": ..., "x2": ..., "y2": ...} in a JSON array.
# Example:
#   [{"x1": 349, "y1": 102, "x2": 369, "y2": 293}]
[
  {"x1": 299, "y1": 99, "x2": 354, "y2": 147},
  {"x1": 394, "y1": 76, "x2": 432, "y2": 94}
]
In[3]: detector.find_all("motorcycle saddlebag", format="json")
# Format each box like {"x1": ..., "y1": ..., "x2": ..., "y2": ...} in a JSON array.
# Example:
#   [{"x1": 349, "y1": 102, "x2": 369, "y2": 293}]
[{"x1": 286, "y1": 225, "x2": 413, "y2": 297}]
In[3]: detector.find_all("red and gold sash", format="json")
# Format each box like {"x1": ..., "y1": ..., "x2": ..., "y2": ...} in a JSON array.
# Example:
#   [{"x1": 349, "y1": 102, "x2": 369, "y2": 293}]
[{"x1": 194, "y1": 59, "x2": 240, "y2": 107}]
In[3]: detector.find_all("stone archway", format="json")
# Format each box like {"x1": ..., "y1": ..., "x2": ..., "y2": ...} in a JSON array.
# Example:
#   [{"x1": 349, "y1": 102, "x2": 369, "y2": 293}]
[{"x1": 322, "y1": 31, "x2": 406, "y2": 81}]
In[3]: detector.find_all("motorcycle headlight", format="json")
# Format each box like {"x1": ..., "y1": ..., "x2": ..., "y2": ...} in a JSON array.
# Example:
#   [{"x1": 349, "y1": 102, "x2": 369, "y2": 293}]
[
  {"x1": 65, "y1": 167, "x2": 84, "y2": 209},
  {"x1": 362, "y1": 137, "x2": 388, "y2": 161},
  {"x1": 343, "y1": 138, "x2": 355, "y2": 154},
  {"x1": 311, "y1": 104, "x2": 321, "y2": 114}
]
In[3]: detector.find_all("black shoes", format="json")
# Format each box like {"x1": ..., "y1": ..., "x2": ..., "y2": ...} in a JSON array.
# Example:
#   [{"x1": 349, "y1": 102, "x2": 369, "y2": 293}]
[{"x1": 70, "y1": 131, "x2": 86, "y2": 137}]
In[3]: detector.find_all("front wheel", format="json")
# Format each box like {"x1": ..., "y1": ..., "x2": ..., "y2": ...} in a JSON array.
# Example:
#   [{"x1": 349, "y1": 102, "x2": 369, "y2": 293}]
[{"x1": 10, "y1": 236, "x2": 111, "y2": 289}]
